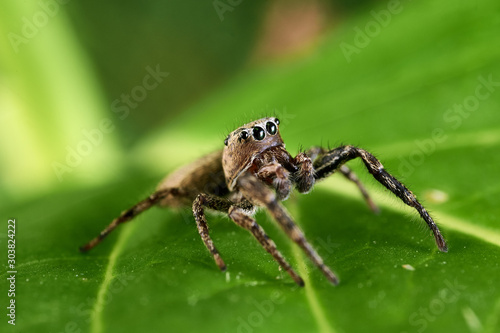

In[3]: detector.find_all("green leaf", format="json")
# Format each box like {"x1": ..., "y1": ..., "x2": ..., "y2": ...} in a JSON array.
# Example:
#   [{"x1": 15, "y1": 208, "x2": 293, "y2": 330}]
[{"x1": 2, "y1": 0, "x2": 500, "y2": 332}]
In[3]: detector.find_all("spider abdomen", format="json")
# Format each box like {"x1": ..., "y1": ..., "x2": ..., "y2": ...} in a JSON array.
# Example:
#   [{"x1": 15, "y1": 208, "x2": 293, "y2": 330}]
[{"x1": 156, "y1": 150, "x2": 228, "y2": 207}]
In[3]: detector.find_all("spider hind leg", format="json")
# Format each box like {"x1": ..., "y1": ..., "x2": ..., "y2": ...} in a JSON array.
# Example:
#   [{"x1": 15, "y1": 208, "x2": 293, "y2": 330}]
[{"x1": 80, "y1": 188, "x2": 186, "y2": 252}]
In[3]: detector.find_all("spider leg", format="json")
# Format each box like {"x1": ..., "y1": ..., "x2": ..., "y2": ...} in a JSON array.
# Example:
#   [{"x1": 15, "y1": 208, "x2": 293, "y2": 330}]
[
  {"x1": 304, "y1": 146, "x2": 326, "y2": 161},
  {"x1": 192, "y1": 194, "x2": 239, "y2": 271},
  {"x1": 228, "y1": 206, "x2": 304, "y2": 286},
  {"x1": 80, "y1": 188, "x2": 186, "y2": 252},
  {"x1": 313, "y1": 145, "x2": 448, "y2": 252},
  {"x1": 306, "y1": 146, "x2": 378, "y2": 212},
  {"x1": 237, "y1": 172, "x2": 339, "y2": 285},
  {"x1": 339, "y1": 165, "x2": 380, "y2": 214}
]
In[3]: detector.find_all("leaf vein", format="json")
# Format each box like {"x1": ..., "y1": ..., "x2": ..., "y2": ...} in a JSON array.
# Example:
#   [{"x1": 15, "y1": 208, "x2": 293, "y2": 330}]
[
  {"x1": 287, "y1": 202, "x2": 338, "y2": 333},
  {"x1": 89, "y1": 222, "x2": 137, "y2": 333}
]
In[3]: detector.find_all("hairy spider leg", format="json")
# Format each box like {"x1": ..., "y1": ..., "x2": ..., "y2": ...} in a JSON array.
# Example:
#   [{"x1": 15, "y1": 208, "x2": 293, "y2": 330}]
[
  {"x1": 192, "y1": 193, "x2": 305, "y2": 285},
  {"x1": 228, "y1": 206, "x2": 305, "y2": 286},
  {"x1": 313, "y1": 145, "x2": 448, "y2": 252},
  {"x1": 306, "y1": 146, "x2": 379, "y2": 213},
  {"x1": 237, "y1": 172, "x2": 339, "y2": 285},
  {"x1": 192, "y1": 194, "x2": 235, "y2": 271},
  {"x1": 80, "y1": 188, "x2": 186, "y2": 252},
  {"x1": 339, "y1": 165, "x2": 380, "y2": 214}
]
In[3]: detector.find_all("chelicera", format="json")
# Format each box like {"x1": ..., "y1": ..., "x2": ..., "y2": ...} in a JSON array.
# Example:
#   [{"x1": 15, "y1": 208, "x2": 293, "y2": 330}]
[{"x1": 81, "y1": 117, "x2": 447, "y2": 286}]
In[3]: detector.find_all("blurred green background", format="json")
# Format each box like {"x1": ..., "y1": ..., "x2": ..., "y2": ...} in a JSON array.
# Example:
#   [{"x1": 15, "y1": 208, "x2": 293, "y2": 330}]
[{"x1": 1, "y1": 0, "x2": 499, "y2": 332}]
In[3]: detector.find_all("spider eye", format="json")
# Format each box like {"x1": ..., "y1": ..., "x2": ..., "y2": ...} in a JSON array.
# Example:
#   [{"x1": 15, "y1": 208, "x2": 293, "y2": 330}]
[
  {"x1": 275, "y1": 118, "x2": 280, "y2": 125},
  {"x1": 252, "y1": 127, "x2": 265, "y2": 140},
  {"x1": 224, "y1": 135, "x2": 229, "y2": 146},
  {"x1": 266, "y1": 121, "x2": 277, "y2": 135},
  {"x1": 239, "y1": 131, "x2": 249, "y2": 140}
]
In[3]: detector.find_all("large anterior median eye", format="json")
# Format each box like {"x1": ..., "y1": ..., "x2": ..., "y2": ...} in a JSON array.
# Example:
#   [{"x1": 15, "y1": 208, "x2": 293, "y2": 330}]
[
  {"x1": 252, "y1": 127, "x2": 265, "y2": 140},
  {"x1": 266, "y1": 121, "x2": 277, "y2": 135}
]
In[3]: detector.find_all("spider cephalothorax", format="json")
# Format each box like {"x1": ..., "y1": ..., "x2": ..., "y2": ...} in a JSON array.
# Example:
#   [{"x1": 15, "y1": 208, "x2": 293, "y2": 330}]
[
  {"x1": 223, "y1": 117, "x2": 285, "y2": 191},
  {"x1": 81, "y1": 117, "x2": 447, "y2": 286}
]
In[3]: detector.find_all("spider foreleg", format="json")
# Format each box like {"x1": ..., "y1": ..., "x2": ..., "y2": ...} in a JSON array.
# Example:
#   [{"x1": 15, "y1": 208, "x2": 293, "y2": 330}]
[
  {"x1": 314, "y1": 145, "x2": 448, "y2": 252},
  {"x1": 237, "y1": 172, "x2": 339, "y2": 285},
  {"x1": 306, "y1": 146, "x2": 378, "y2": 213},
  {"x1": 304, "y1": 146, "x2": 326, "y2": 162},
  {"x1": 80, "y1": 188, "x2": 185, "y2": 252},
  {"x1": 229, "y1": 206, "x2": 305, "y2": 286}
]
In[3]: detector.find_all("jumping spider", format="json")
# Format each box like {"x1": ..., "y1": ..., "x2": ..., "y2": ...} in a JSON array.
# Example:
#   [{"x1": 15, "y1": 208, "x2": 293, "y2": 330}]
[{"x1": 81, "y1": 117, "x2": 447, "y2": 286}]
